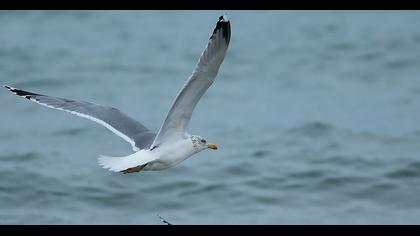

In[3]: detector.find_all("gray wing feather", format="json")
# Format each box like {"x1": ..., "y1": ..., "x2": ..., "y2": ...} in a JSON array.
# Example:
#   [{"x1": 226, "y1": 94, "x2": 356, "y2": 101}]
[
  {"x1": 5, "y1": 86, "x2": 155, "y2": 151},
  {"x1": 152, "y1": 15, "x2": 230, "y2": 146}
]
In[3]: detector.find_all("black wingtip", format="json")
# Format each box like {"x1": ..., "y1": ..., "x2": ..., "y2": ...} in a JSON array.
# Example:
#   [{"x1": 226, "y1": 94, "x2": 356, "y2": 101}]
[
  {"x1": 4, "y1": 85, "x2": 15, "y2": 92},
  {"x1": 211, "y1": 14, "x2": 231, "y2": 46},
  {"x1": 157, "y1": 214, "x2": 172, "y2": 225},
  {"x1": 219, "y1": 13, "x2": 229, "y2": 22},
  {"x1": 4, "y1": 85, "x2": 41, "y2": 97}
]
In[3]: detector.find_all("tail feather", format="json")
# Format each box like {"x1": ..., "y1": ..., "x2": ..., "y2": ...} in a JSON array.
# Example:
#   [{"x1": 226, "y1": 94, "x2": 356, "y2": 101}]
[
  {"x1": 98, "y1": 155, "x2": 127, "y2": 172},
  {"x1": 98, "y1": 150, "x2": 156, "y2": 173}
]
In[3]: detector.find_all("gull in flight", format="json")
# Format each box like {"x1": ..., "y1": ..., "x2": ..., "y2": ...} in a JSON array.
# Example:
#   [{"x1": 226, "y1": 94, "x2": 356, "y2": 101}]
[{"x1": 4, "y1": 15, "x2": 230, "y2": 174}]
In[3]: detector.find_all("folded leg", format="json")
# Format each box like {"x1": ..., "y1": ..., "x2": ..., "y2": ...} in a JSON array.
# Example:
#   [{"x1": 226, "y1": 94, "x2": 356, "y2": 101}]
[{"x1": 122, "y1": 164, "x2": 147, "y2": 174}]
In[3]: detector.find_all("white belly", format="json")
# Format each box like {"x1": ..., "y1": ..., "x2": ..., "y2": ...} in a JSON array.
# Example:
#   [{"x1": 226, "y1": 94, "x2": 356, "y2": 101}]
[{"x1": 143, "y1": 138, "x2": 196, "y2": 171}]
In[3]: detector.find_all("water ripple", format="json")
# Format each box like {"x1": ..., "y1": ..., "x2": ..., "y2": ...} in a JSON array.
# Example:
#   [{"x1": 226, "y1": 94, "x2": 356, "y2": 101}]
[
  {"x1": 286, "y1": 122, "x2": 335, "y2": 137},
  {"x1": 385, "y1": 162, "x2": 420, "y2": 179},
  {"x1": 0, "y1": 152, "x2": 39, "y2": 163}
]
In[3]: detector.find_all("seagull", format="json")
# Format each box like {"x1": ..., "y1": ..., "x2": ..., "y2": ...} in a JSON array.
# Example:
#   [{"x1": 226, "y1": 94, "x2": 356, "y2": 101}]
[{"x1": 4, "y1": 14, "x2": 230, "y2": 174}]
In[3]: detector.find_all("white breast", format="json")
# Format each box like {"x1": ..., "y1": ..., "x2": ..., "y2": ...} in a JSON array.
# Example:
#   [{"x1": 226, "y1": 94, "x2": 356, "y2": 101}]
[{"x1": 144, "y1": 138, "x2": 196, "y2": 171}]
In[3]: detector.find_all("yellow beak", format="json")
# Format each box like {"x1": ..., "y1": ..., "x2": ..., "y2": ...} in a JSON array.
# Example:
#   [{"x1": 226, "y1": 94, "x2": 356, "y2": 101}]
[{"x1": 207, "y1": 144, "x2": 218, "y2": 150}]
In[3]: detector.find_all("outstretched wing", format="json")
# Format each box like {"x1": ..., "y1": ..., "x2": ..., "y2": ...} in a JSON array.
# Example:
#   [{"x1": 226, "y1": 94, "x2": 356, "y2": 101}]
[
  {"x1": 152, "y1": 15, "x2": 231, "y2": 147},
  {"x1": 4, "y1": 85, "x2": 156, "y2": 151}
]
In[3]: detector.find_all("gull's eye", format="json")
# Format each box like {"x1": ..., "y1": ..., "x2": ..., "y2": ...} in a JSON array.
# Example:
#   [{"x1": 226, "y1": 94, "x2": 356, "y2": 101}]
[{"x1": 201, "y1": 139, "x2": 206, "y2": 143}]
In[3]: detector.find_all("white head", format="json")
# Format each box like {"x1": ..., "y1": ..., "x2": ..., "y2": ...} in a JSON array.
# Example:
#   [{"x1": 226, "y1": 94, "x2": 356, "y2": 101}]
[{"x1": 190, "y1": 135, "x2": 218, "y2": 153}]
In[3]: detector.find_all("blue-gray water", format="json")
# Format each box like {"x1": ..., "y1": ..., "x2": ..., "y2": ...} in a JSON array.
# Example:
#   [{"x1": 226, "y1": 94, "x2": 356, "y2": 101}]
[{"x1": 1, "y1": 10, "x2": 420, "y2": 224}]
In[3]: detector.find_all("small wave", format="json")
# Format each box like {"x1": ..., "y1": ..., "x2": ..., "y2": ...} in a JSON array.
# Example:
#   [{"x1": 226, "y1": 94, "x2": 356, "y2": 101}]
[
  {"x1": 412, "y1": 88, "x2": 420, "y2": 96},
  {"x1": 385, "y1": 162, "x2": 420, "y2": 179},
  {"x1": 286, "y1": 121, "x2": 335, "y2": 137},
  {"x1": 252, "y1": 195, "x2": 284, "y2": 205},
  {"x1": 50, "y1": 128, "x2": 85, "y2": 136},
  {"x1": 308, "y1": 155, "x2": 378, "y2": 168},
  {"x1": 252, "y1": 150, "x2": 271, "y2": 158},
  {"x1": 0, "y1": 168, "x2": 67, "y2": 210},
  {"x1": 0, "y1": 48, "x2": 34, "y2": 64},
  {"x1": 358, "y1": 51, "x2": 383, "y2": 62},
  {"x1": 243, "y1": 176, "x2": 287, "y2": 190},
  {"x1": 384, "y1": 58, "x2": 414, "y2": 70},
  {"x1": 223, "y1": 165, "x2": 259, "y2": 176},
  {"x1": 13, "y1": 78, "x2": 69, "y2": 89},
  {"x1": 349, "y1": 182, "x2": 398, "y2": 199},
  {"x1": 142, "y1": 180, "x2": 199, "y2": 194},
  {"x1": 0, "y1": 152, "x2": 39, "y2": 163},
  {"x1": 328, "y1": 42, "x2": 357, "y2": 52},
  {"x1": 288, "y1": 170, "x2": 326, "y2": 179},
  {"x1": 178, "y1": 183, "x2": 228, "y2": 197},
  {"x1": 316, "y1": 176, "x2": 373, "y2": 190}
]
